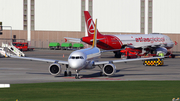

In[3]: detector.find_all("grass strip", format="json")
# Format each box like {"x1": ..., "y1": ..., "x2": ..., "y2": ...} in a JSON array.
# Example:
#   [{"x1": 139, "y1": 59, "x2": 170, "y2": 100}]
[{"x1": 0, "y1": 81, "x2": 180, "y2": 101}]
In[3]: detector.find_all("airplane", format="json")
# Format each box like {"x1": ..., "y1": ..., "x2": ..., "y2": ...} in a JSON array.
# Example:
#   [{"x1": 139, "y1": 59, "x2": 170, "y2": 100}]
[
  {"x1": 10, "y1": 19, "x2": 163, "y2": 79},
  {"x1": 65, "y1": 11, "x2": 174, "y2": 58}
]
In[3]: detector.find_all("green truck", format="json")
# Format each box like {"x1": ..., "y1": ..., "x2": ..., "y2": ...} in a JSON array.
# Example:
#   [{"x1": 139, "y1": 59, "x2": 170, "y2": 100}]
[
  {"x1": 73, "y1": 43, "x2": 84, "y2": 49},
  {"x1": 49, "y1": 42, "x2": 60, "y2": 50},
  {"x1": 61, "y1": 43, "x2": 72, "y2": 50}
]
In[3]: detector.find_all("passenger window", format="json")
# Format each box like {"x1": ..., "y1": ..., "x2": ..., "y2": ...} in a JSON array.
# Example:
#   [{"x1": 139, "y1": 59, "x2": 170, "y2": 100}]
[{"x1": 76, "y1": 57, "x2": 79, "y2": 59}]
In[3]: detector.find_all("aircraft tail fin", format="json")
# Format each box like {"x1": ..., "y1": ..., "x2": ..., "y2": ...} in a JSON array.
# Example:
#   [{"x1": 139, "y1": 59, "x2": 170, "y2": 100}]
[
  {"x1": 92, "y1": 19, "x2": 97, "y2": 48},
  {"x1": 84, "y1": 11, "x2": 102, "y2": 37}
]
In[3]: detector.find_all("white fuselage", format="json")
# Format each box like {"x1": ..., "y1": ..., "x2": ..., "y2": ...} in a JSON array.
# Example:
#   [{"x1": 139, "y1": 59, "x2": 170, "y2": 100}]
[
  {"x1": 113, "y1": 34, "x2": 174, "y2": 49},
  {"x1": 68, "y1": 47, "x2": 101, "y2": 70}
]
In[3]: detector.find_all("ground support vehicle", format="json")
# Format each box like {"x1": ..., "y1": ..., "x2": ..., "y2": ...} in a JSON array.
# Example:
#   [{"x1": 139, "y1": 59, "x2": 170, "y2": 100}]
[
  {"x1": 13, "y1": 42, "x2": 34, "y2": 51},
  {"x1": 120, "y1": 48, "x2": 142, "y2": 59},
  {"x1": 72, "y1": 43, "x2": 84, "y2": 49},
  {"x1": 61, "y1": 43, "x2": 72, "y2": 50},
  {"x1": 119, "y1": 47, "x2": 175, "y2": 59},
  {"x1": 49, "y1": 42, "x2": 60, "y2": 50},
  {"x1": 143, "y1": 58, "x2": 164, "y2": 66}
]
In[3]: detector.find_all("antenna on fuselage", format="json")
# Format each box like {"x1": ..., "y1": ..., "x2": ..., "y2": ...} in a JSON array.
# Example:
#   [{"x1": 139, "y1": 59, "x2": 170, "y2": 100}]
[{"x1": 92, "y1": 19, "x2": 97, "y2": 48}]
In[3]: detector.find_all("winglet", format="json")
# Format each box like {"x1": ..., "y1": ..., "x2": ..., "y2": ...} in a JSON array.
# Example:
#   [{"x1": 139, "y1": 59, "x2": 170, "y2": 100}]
[{"x1": 92, "y1": 19, "x2": 97, "y2": 48}]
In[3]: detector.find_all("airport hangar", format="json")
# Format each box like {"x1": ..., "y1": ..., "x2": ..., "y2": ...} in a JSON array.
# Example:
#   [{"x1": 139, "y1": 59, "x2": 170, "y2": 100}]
[{"x1": 0, "y1": 0, "x2": 180, "y2": 52}]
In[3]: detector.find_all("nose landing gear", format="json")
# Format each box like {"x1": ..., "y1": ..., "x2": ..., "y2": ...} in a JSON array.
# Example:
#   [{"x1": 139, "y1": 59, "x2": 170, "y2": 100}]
[
  {"x1": 64, "y1": 65, "x2": 80, "y2": 79},
  {"x1": 75, "y1": 70, "x2": 80, "y2": 79}
]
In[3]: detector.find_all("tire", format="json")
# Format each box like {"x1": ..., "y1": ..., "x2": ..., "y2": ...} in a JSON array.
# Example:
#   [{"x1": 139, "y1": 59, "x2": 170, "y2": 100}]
[
  {"x1": 64, "y1": 71, "x2": 67, "y2": 76},
  {"x1": 144, "y1": 63, "x2": 147, "y2": 66},
  {"x1": 114, "y1": 51, "x2": 121, "y2": 58},
  {"x1": 68, "y1": 71, "x2": 72, "y2": 76}
]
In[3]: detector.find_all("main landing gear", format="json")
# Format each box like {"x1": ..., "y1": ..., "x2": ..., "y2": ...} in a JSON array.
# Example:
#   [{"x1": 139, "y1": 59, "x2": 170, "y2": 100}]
[
  {"x1": 114, "y1": 51, "x2": 121, "y2": 58},
  {"x1": 64, "y1": 65, "x2": 71, "y2": 76}
]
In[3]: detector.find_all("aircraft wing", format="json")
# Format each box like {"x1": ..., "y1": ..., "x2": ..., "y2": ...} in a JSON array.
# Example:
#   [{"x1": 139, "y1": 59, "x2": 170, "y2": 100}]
[
  {"x1": 10, "y1": 55, "x2": 68, "y2": 65},
  {"x1": 64, "y1": 37, "x2": 81, "y2": 43},
  {"x1": 94, "y1": 56, "x2": 164, "y2": 65},
  {"x1": 100, "y1": 48, "x2": 124, "y2": 53}
]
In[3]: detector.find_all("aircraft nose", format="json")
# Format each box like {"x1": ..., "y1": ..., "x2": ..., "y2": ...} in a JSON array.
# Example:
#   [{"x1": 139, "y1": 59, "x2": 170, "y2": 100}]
[{"x1": 68, "y1": 59, "x2": 85, "y2": 70}]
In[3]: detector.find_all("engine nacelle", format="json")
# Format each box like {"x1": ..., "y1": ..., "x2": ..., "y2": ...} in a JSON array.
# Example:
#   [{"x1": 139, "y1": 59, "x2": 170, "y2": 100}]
[
  {"x1": 155, "y1": 47, "x2": 167, "y2": 55},
  {"x1": 49, "y1": 63, "x2": 62, "y2": 76},
  {"x1": 102, "y1": 63, "x2": 116, "y2": 76}
]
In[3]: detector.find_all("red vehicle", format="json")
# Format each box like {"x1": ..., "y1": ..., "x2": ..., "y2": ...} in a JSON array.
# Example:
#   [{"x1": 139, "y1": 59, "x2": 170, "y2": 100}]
[{"x1": 13, "y1": 42, "x2": 34, "y2": 51}]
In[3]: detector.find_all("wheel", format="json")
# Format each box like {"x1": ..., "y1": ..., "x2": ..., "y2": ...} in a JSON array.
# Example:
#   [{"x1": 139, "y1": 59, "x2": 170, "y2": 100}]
[
  {"x1": 100, "y1": 71, "x2": 103, "y2": 76},
  {"x1": 144, "y1": 63, "x2": 147, "y2": 66},
  {"x1": 114, "y1": 51, "x2": 121, "y2": 58},
  {"x1": 68, "y1": 71, "x2": 72, "y2": 76},
  {"x1": 171, "y1": 54, "x2": 175, "y2": 58},
  {"x1": 64, "y1": 71, "x2": 67, "y2": 76},
  {"x1": 75, "y1": 75, "x2": 80, "y2": 79}
]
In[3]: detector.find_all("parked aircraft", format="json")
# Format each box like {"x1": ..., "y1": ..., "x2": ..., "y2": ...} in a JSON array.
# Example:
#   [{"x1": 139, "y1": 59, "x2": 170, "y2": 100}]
[
  {"x1": 10, "y1": 19, "x2": 163, "y2": 79},
  {"x1": 65, "y1": 11, "x2": 174, "y2": 58}
]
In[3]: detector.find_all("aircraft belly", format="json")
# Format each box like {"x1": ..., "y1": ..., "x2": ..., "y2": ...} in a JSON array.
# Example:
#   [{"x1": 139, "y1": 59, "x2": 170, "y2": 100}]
[{"x1": 83, "y1": 58, "x2": 98, "y2": 69}]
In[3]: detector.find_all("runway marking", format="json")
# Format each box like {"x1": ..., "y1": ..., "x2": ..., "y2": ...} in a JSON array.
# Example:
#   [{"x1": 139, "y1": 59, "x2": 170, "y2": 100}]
[{"x1": 64, "y1": 77, "x2": 123, "y2": 80}]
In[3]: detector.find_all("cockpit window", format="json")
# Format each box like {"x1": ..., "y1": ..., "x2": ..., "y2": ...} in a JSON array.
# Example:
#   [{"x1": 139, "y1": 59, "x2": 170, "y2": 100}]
[
  {"x1": 69, "y1": 56, "x2": 84, "y2": 59},
  {"x1": 80, "y1": 56, "x2": 84, "y2": 59}
]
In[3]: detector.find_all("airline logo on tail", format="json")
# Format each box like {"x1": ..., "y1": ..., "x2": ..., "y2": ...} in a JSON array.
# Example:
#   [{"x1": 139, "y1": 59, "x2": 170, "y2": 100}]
[
  {"x1": 87, "y1": 18, "x2": 95, "y2": 35},
  {"x1": 84, "y1": 11, "x2": 101, "y2": 37}
]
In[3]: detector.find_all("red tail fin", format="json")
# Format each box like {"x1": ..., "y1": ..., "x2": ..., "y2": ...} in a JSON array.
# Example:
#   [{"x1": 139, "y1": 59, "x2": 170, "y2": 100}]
[{"x1": 84, "y1": 11, "x2": 102, "y2": 37}]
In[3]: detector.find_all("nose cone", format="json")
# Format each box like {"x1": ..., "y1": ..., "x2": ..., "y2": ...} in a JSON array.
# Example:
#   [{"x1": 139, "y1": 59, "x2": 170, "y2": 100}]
[
  {"x1": 68, "y1": 59, "x2": 85, "y2": 70},
  {"x1": 68, "y1": 51, "x2": 86, "y2": 70},
  {"x1": 167, "y1": 41, "x2": 174, "y2": 49}
]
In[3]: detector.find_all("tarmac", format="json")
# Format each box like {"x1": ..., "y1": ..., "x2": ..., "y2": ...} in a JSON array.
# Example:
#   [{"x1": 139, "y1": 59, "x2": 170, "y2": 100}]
[{"x1": 0, "y1": 49, "x2": 180, "y2": 84}]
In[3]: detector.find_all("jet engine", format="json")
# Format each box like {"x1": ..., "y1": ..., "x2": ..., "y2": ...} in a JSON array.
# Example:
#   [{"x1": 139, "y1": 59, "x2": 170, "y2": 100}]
[
  {"x1": 102, "y1": 63, "x2": 116, "y2": 76},
  {"x1": 49, "y1": 63, "x2": 62, "y2": 76},
  {"x1": 155, "y1": 47, "x2": 167, "y2": 55}
]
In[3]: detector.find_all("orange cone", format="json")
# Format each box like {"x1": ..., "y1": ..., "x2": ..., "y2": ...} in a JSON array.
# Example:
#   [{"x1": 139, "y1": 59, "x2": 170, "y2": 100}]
[{"x1": 63, "y1": 54, "x2": 64, "y2": 58}]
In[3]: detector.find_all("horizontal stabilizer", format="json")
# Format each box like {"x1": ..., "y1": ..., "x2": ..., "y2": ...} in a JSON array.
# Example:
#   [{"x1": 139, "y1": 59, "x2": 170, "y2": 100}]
[{"x1": 64, "y1": 37, "x2": 81, "y2": 43}]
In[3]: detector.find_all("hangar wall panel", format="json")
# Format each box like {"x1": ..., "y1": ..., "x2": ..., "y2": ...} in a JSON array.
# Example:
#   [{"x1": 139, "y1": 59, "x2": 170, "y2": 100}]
[
  {"x1": 153, "y1": 0, "x2": 180, "y2": 34},
  {"x1": 93, "y1": 0, "x2": 140, "y2": 33},
  {"x1": 35, "y1": 0, "x2": 81, "y2": 31},
  {"x1": 0, "y1": 0, "x2": 23, "y2": 30}
]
